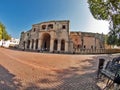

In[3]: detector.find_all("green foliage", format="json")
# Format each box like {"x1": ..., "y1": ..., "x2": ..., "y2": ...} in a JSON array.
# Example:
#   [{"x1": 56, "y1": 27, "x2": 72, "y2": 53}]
[
  {"x1": 117, "y1": 38, "x2": 120, "y2": 46},
  {"x1": 88, "y1": 0, "x2": 120, "y2": 22},
  {"x1": 88, "y1": 0, "x2": 120, "y2": 46},
  {"x1": 88, "y1": 0, "x2": 109, "y2": 20},
  {"x1": 0, "y1": 22, "x2": 11, "y2": 40},
  {"x1": 107, "y1": 34, "x2": 117, "y2": 46}
]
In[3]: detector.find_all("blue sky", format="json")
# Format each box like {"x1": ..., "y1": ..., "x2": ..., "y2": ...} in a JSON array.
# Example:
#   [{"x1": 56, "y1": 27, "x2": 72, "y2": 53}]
[{"x1": 0, "y1": 0, "x2": 109, "y2": 38}]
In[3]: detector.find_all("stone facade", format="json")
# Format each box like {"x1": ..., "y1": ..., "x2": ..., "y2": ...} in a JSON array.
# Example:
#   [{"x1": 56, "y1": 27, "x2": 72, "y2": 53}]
[
  {"x1": 19, "y1": 20, "x2": 104, "y2": 53},
  {"x1": 70, "y1": 32, "x2": 104, "y2": 50}
]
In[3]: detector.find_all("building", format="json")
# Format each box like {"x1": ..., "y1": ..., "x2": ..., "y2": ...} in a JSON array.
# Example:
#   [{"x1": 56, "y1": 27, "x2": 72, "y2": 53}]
[
  {"x1": 19, "y1": 20, "x2": 104, "y2": 53},
  {"x1": 0, "y1": 38, "x2": 19, "y2": 48},
  {"x1": 9, "y1": 38, "x2": 20, "y2": 47},
  {"x1": 70, "y1": 32, "x2": 104, "y2": 50}
]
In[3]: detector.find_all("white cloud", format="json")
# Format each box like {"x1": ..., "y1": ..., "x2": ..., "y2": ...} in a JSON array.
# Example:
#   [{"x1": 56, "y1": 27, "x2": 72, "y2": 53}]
[{"x1": 85, "y1": 14, "x2": 109, "y2": 34}]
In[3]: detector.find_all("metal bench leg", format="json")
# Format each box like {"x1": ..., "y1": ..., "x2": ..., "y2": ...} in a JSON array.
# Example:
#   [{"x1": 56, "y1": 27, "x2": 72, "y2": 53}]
[{"x1": 103, "y1": 79, "x2": 114, "y2": 90}]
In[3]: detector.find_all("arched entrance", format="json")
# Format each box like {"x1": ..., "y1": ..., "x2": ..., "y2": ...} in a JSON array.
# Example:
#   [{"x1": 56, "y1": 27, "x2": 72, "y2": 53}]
[
  {"x1": 42, "y1": 33, "x2": 51, "y2": 51},
  {"x1": 27, "y1": 40, "x2": 30, "y2": 49},
  {"x1": 31, "y1": 39, "x2": 34, "y2": 49},
  {"x1": 54, "y1": 39, "x2": 58, "y2": 51},
  {"x1": 36, "y1": 39, "x2": 38, "y2": 50},
  {"x1": 23, "y1": 41, "x2": 25, "y2": 50},
  {"x1": 61, "y1": 39, "x2": 65, "y2": 51}
]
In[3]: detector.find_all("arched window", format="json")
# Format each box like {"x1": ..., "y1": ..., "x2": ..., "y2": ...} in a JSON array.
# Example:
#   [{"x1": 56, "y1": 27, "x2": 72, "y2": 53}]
[
  {"x1": 33, "y1": 28, "x2": 36, "y2": 32},
  {"x1": 48, "y1": 24, "x2": 53, "y2": 29},
  {"x1": 42, "y1": 25, "x2": 46, "y2": 30},
  {"x1": 91, "y1": 45, "x2": 93, "y2": 49},
  {"x1": 27, "y1": 33, "x2": 29, "y2": 36},
  {"x1": 77, "y1": 45, "x2": 80, "y2": 48},
  {"x1": 84, "y1": 45, "x2": 86, "y2": 49},
  {"x1": 62, "y1": 25, "x2": 66, "y2": 29}
]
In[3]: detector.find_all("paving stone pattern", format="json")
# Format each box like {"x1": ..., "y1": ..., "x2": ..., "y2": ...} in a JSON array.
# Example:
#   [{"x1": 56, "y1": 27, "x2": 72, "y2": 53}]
[{"x1": 0, "y1": 48, "x2": 111, "y2": 90}]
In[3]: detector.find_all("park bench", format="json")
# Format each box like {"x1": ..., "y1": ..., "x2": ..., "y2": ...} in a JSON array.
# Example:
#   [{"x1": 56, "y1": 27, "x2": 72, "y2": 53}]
[{"x1": 98, "y1": 57, "x2": 120, "y2": 90}]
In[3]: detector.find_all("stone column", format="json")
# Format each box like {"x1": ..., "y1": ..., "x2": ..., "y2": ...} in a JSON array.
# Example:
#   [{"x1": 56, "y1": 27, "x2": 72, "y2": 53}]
[
  {"x1": 29, "y1": 40, "x2": 32, "y2": 50},
  {"x1": 33, "y1": 40, "x2": 36, "y2": 50},
  {"x1": 25, "y1": 41, "x2": 27, "y2": 50},
  {"x1": 57, "y1": 39, "x2": 61, "y2": 51},
  {"x1": 65, "y1": 41, "x2": 68, "y2": 52},
  {"x1": 50, "y1": 39, "x2": 54, "y2": 52},
  {"x1": 38, "y1": 39, "x2": 42, "y2": 50}
]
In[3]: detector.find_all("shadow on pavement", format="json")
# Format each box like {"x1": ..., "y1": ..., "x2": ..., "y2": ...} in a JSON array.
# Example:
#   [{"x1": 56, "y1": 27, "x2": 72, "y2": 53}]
[
  {"x1": 0, "y1": 65, "x2": 22, "y2": 90},
  {"x1": 24, "y1": 56, "x2": 101, "y2": 90}
]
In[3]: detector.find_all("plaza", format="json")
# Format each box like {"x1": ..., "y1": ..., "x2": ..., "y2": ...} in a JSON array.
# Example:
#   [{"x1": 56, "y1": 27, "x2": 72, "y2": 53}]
[{"x1": 0, "y1": 48, "x2": 104, "y2": 90}]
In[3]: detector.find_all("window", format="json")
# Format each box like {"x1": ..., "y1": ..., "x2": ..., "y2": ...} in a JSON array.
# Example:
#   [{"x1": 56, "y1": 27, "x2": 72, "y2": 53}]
[
  {"x1": 77, "y1": 45, "x2": 80, "y2": 48},
  {"x1": 95, "y1": 46, "x2": 96, "y2": 49},
  {"x1": 27, "y1": 33, "x2": 29, "y2": 36},
  {"x1": 84, "y1": 45, "x2": 86, "y2": 49},
  {"x1": 33, "y1": 28, "x2": 36, "y2": 32},
  {"x1": 48, "y1": 24, "x2": 53, "y2": 29},
  {"x1": 62, "y1": 25, "x2": 66, "y2": 29},
  {"x1": 100, "y1": 45, "x2": 102, "y2": 48},
  {"x1": 42, "y1": 25, "x2": 46, "y2": 30},
  {"x1": 75, "y1": 39, "x2": 78, "y2": 42},
  {"x1": 91, "y1": 45, "x2": 93, "y2": 49}
]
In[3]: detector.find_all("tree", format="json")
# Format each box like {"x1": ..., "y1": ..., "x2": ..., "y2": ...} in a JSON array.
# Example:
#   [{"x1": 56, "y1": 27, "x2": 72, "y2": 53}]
[
  {"x1": 0, "y1": 22, "x2": 11, "y2": 40},
  {"x1": 107, "y1": 34, "x2": 117, "y2": 48},
  {"x1": 88, "y1": 0, "x2": 120, "y2": 45}
]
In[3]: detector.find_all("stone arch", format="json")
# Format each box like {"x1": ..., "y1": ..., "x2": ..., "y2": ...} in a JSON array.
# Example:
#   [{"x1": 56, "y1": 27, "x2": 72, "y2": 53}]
[
  {"x1": 77, "y1": 44, "x2": 81, "y2": 48},
  {"x1": 31, "y1": 39, "x2": 34, "y2": 49},
  {"x1": 61, "y1": 39, "x2": 65, "y2": 51},
  {"x1": 36, "y1": 39, "x2": 38, "y2": 50},
  {"x1": 27, "y1": 40, "x2": 30, "y2": 49},
  {"x1": 54, "y1": 39, "x2": 58, "y2": 51},
  {"x1": 48, "y1": 24, "x2": 53, "y2": 29},
  {"x1": 23, "y1": 41, "x2": 25, "y2": 49},
  {"x1": 42, "y1": 25, "x2": 46, "y2": 30},
  {"x1": 42, "y1": 33, "x2": 51, "y2": 51}
]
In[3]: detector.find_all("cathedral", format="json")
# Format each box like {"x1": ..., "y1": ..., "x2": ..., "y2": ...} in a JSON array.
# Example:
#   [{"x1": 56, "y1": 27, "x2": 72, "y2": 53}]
[{"x1": 19, "y1": 20, "x2": 104, "y2": 53}]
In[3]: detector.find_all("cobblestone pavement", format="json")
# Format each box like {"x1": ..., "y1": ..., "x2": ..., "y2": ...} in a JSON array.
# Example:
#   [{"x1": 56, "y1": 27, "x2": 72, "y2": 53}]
[{"x1": 0, "y1": 48, "x2": 111, "y2": 90}]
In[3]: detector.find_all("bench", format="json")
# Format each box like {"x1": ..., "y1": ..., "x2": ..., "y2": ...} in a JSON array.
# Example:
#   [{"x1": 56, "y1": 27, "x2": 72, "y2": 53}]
[{"x1": 98, "y1": 57, "x2": 120, "y2": 89}]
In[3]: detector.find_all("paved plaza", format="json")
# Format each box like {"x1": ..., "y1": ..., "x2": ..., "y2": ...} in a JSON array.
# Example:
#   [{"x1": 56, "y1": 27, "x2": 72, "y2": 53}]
[{"x1": 0, "y1": 48, "x2": 110, "y2": 90}]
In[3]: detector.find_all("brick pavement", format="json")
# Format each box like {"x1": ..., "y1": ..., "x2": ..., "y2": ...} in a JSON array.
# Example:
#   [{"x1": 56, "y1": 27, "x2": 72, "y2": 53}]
[{"x1": 0, "y1": 48, "x2": 107, "y2": 90}]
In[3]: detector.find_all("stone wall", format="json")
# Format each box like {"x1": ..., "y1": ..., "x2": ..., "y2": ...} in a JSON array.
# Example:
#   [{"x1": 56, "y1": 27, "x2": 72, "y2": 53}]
[
  {"x1": 19, "y1": 20, "x2": 104, "y2": 53},
  {"x1": 19, "y1": 20, "x2": 72, "y2": 53},
  {"x1": 70, "y1": 32, "x2": 104, "y2": 51}
]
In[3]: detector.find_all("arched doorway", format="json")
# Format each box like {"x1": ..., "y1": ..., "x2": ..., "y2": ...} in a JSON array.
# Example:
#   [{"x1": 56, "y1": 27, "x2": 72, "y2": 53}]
[
  {"x1": 27, "y1": 40, "x2": 30, "y2": 49},
  {"x1": 31, "y1": 39, "x2": 34, "y2": 49},
  {"x1": 36, "y1": 39, "x2": 38, "y2": 50},
  {"x1": 42, "y1": 33, "x2": 51, "y2": 51},
  {"x1": 54, "y1": 39, "x2": 58, "y2": 51},
  {"x1": 23, "y1": 41, "x2": 25, "y2": 50},
  {"x1": 61, "y1": 39, "x2": 65, "y2": 51}
]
